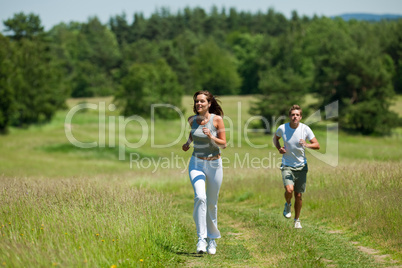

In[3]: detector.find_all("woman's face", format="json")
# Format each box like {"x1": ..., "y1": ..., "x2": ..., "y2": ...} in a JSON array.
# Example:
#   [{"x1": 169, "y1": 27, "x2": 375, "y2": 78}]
[{"x1": 194, "y1": 94, "x2": 210, "y2": 114}]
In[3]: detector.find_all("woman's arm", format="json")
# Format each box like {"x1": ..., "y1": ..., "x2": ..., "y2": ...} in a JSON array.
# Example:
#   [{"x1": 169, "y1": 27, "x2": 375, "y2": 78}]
[
  {"x1": 182, "y1": 116, "x2": 194, "y2": 152},
  {"x1": 204, "y1": 115, "x2": 226, "y2": 149}
]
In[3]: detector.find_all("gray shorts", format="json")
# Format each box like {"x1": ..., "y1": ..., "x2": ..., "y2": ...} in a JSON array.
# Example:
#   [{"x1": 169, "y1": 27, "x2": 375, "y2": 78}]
[{"x1": 281, "y1": 164, "x2": 308, "y2": 193}]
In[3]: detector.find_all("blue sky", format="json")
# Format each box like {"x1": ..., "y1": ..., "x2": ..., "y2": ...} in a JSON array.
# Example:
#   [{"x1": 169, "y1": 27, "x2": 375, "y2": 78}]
[{"x1": 1, "y1": 0, "x2": 402, "y2": 32}]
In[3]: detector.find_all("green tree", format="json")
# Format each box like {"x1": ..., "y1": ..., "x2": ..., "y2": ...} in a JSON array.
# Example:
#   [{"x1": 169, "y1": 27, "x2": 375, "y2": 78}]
[
  {"x1": 117, "y1": 59, "x2": 183, "y2": 118},
  {"x1": 10, "y1": 38, "x2": 68, "y2": 126},
  {"x1": 3, "y1": 12, "x2": 44, "y2": 40},
  {"x1": 143, "y1": 12, "x2": 164, "y2": 40},
  {"x1": 1, "y1": 13, "x2": 69, "y2": 128},
  {"x1": 166, "y1": 30, "x2": 201, "y2": 94},
  {"x1": 81, "y1": 17, "x2": 121, "y2": 72},
  {"x1": 228, "y1": 32, "x2": 264, "y2": 94},
  {"x1": 185, "y1": 7, "x2": 207, "y2": 36},
  {"x1": 305, "y1": 18, "x2": 397, "y2": 134},
  {"x1": 50, "y1": 18, "x2": 121, "y2": 97},
  {"x1": 15, "y1": 41, "x2": 66, "y2": 125},
  {"x1": 381, "y1": 19, "x2": 402, "y2": 94},
  {"x1": 249, "y1": 30, "x2": 314, "y2": 132},
  {"x1": 121, "y1": 39, "x2": 161, "y2": 64},
  {"x1": 191, "y1": 39, "x2": 241, "y2": 95},
  {"x1": 131, "y1": 13, "x2": 147, "y2": 41},
  {"x1": 109, "y1": 13, "x2": 131, "y2": 46},
  {"x1": 204, "y1": 6, "x2": 227, "y2": 41},
  {"x1": 71, "y1": 61, "x2": 115, "y2": 97},
  {"x1": 227, "y1": 8, "x2": 240, "y2": 32},
  {"x1": 118, "y1": 39, "x2": 162, "y2": 84},
  {"x1": 260, "y1": 8, "x2": 289, "y2": 36},
  {"x1": 159, "y1": 40, "x2": 193, "y2": 95},
  {"x1": 0, "y1": 34, "x2": 15, "y2": 133}
]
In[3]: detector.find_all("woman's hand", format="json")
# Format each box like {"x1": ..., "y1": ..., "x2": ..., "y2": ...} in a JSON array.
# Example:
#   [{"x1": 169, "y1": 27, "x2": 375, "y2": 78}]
[
  {"x1": 182, "y1": 143, "x2": 190, "y2": 151},
  {"x1": 202, "y1": 127, "x2": 212, "y2": 138}
]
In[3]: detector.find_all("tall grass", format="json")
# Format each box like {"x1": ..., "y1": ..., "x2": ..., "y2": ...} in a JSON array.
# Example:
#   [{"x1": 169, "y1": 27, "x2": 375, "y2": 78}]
[
  {"x1": 213, "y1": 160, "x2": 402, "y2": 258},
  {"x1": 0, "y1": 176, "x2": 192, "y2": 267},
  {"x1": 308, "y1": 161, "x2": 402, "y2": 251}
]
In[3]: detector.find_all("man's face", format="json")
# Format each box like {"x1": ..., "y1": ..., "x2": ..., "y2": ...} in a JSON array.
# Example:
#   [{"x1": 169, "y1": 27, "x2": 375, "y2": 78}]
[{"x1": 289, "y1": 109, "x2": 302, "y2": 125}]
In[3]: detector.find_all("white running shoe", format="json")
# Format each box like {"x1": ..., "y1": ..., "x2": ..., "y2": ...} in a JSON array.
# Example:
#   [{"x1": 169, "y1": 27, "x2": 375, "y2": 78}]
[
  {"x1": 196, "y1": 239, "x2": 207, "y2": 254},
  {"x1": 283, "y1": 202, "x2": 291, "y2": 218},
  {"x1": 207, "y1": 239, "x2": 217, "y2": 255},
  {"x1": 294, "y1": 219, "x2": 302, "y2": 229}
]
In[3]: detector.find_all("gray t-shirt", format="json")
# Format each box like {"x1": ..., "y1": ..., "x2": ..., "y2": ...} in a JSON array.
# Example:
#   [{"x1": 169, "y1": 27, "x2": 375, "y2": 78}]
[{"x1": 191, "y1": 114, "x2": 221, "y2": 158}]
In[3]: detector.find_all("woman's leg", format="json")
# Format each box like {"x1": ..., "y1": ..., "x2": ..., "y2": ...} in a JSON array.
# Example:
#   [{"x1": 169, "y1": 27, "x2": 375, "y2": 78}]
[
  {"x1": 189, "y1": 157, "x2": 207, "y2": 240},
  {"x1": 205, "y1": 159, "x2": 223, "y2": 239}
]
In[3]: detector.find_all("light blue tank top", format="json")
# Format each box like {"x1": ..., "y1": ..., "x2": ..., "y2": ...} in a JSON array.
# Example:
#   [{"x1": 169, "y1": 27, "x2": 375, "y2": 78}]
[{"x1": 191, "y1": 114, "x2": 221, "y2": 158}]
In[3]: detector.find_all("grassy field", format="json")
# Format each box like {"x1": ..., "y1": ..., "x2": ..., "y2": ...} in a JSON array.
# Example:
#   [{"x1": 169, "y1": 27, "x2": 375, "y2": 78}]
[{"x1": 0, "y1": 95, "x2": 401, "y2": 267}]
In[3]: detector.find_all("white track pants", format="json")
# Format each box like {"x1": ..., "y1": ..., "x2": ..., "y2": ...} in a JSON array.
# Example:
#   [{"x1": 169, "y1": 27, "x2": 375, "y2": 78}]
[{"x1": 189, "y1": 156, "x2": 223, "y2": 240}]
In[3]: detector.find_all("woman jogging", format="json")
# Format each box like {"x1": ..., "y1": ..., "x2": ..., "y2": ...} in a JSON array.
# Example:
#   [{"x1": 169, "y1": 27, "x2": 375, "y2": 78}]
[{"x1": 182, "y1": 90, "x2": 227, "y2": 255}]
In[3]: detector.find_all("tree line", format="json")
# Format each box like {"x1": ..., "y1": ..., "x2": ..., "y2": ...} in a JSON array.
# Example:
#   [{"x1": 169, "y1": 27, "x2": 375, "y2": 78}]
[{"x1": 0, "y1": 8, "x2": 401, "y2": 135}]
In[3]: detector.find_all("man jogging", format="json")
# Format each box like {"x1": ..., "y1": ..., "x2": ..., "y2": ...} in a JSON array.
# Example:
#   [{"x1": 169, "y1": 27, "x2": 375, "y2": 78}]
[{"x1": 273, "y1": 105, "x2": 320, "y2": 228}]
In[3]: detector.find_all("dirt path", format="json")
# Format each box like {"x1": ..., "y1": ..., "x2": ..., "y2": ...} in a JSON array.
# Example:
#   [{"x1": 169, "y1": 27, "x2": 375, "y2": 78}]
[{"x1": 179, "y1": 201, "x2": 401, "y2": 267}]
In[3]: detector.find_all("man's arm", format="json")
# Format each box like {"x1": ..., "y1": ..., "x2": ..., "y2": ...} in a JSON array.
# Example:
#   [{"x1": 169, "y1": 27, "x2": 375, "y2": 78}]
[
  {"x1": 273, "y1": 135, "x2": 286, "y2": 154},
  {"x1": 299, "y1": 137, "x2": 320, "y2": 150}
]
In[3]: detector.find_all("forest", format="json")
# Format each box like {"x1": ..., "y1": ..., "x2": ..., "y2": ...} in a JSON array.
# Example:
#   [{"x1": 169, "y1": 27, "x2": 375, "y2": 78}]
[{"x1": 0, "y1": 7, "x2": 401, "y2": 135}]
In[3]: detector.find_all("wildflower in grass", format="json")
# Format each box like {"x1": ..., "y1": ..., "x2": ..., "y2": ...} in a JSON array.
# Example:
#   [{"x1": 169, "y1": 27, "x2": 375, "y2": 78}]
[
  {"x1": 140, "y1": 259, "x2": 143, "y2": 262},
  {"x1": 20, "y1": 234, "x2": 24, "y2": 236},
  {"x1": 111, "y1": 265, "x2": 117, "y2": 268},
  {"x1": 96, "y1": 234, "x2": 99, "y2": 236},
  {"x1": 101, "y1": 240, "x2": 105, "y2": 242}
]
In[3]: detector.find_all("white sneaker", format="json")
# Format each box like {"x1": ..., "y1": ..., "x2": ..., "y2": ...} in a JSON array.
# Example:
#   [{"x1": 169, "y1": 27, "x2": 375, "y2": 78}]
[
  {"x1": 283, "y1": 202, "x2": 291, "y2": 218},
  {"x1": 207, "y1": 239, "x2": 217, "y2": 255},
  {"x1": 196, "y1": 239, "x2": 207, "y2": 254},
  {"x1": 294, "y1": 219, "x2": 302, "y2": 229}
]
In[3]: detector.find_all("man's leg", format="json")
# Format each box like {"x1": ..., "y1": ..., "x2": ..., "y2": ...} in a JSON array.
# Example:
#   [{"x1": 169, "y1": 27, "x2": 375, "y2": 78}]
[
  {"x1": 294, "y1": 191, "x2": 302, "y2": 220},
  {"x1": 294, "y1": 167, "x2": 306, "y2": 221},
  {"x1": 284, "y1": 185, "x2": 293, "y2": 204},
  {"x1": 282, "y1": 168, "x2": 295, "y2": 218}
]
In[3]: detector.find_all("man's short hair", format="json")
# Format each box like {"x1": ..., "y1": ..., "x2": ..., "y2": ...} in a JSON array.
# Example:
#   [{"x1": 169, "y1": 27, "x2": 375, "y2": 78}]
[{"x1": 289, "y1": 105, "x2": 302, "y2": 116}]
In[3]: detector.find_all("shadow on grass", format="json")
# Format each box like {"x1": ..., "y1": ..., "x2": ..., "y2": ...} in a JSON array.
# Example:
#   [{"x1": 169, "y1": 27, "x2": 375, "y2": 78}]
[
  {"x1": 175, "y1": 252, "x2": 205, "y2": 258},
  {"x1": 38, "y1": 142, "x2": 158, "y2": 160}
]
